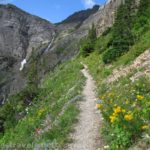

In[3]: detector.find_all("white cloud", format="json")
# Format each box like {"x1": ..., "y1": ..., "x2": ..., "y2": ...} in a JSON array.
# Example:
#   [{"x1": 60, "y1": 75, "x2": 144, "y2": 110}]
[{"x1": 82, "y1": 0, "x2": 96, "y2": 9}]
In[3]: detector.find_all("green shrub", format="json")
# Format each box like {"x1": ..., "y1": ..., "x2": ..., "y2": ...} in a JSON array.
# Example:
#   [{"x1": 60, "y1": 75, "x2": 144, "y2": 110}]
[
  {"x1": 102, "y1": 48, "x2": 119, "y2": 64},
  {"x1": 80, "y1": 39, "x2": 94, "y2": 57},
  {"x1": 102, "y1": 27, "x2": 112, "y2": 36}
]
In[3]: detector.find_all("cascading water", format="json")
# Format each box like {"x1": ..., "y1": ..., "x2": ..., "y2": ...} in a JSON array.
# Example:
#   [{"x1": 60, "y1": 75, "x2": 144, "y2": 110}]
[{"x1": 45, "y1": 36, "x2": 55, "y2": 52}]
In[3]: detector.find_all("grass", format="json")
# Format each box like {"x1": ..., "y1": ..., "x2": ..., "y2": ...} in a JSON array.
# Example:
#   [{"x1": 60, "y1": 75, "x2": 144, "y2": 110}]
[
  {"x1": 41, "y1": 104, "x2": 80, "y2": 149},
  {"x1": 0, "y1": 58, "x2": 85, "y2": 149},
  {"x1": 83, "y1": 32, "x2": 150, "y2": 149}
]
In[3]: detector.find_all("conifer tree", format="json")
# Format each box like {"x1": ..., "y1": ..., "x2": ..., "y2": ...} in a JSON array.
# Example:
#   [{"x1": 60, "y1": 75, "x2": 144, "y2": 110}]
[
  {"x1": 80, "y1": 23, "x2": 97, "y2": 57},
  {"x1": 102, "y1": 0, "x2": 136, "y2": 63},
  {"x1": 88, "y1": 23, "x2": 97, "y2": 42}
]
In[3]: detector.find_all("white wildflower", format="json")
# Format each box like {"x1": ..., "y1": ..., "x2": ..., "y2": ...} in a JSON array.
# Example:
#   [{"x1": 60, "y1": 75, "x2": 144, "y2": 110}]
[{"x1": 104, "y1": 145, "x2": 110, "y2": 149}]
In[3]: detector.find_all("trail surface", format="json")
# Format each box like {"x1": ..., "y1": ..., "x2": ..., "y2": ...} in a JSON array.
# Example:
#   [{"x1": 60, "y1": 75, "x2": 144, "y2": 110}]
[{"x1": 66, "y1": 64, "x2": 103, "y2": 150}]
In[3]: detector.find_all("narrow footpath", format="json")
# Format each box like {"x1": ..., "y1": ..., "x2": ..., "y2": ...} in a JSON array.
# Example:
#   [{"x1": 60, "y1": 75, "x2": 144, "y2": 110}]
[{"x1": 66, "y1": 64, "x2": 103, "y2": 150}]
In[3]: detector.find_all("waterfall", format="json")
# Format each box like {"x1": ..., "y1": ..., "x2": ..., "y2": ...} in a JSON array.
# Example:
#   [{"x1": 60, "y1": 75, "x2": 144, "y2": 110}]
[{"x1": 45, "y1": 36, "x2": 55, "y2": 52}]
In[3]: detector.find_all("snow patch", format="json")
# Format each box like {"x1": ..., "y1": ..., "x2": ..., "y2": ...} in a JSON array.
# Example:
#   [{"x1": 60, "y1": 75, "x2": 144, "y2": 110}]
[{"x1": 20, "y1": 59, "x2": 27, "y2": 71}]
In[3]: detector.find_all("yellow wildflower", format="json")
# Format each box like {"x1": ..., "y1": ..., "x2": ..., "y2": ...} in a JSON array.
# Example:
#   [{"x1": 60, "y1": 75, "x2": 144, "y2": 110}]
[
  {"x1": 112, "y1": 112, "x2": 117, "y2": 117},
  {"x1": 124, "y1": 114, "x2": 133, "y2": 121},
  {"x1": 96, "y1": 104, "x2": 103, "y2": 109},
  {"x1": 113, "y1": 106, "x2": 122, "y2": 114},
  {"x1": 109, "y1": 110, "x2": 119, "y2": 123},
  {"x1": 137, "y1": 95, "x2": 144, "y2": 100},
  {"x1": 141, "y1": 125, "x2": 149, "y2": 130},
  {"x1": 38, "y1": 108, "x2": 46, "y2": 117},
  {"x1": 108, "y1": 92, "x2": 115, "y2": 97},
  {"x1": 110, "y1": 115, "x2": 116, "y2": 123},
  {"x1": 101, "y1": 96, "x2": 105, "y2": 99}
]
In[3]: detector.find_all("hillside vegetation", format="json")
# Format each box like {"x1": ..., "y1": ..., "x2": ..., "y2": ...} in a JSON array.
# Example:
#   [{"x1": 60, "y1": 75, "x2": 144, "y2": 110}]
[
  {"x1": 0, "y1": 59, "x2": 85, "y2": 149},
  {"x1": 81, "y1": 0, "x2": 150, "y2": 149},
  {"x1": 0, "y1": 0, "x2": 149, "y2": 149}
]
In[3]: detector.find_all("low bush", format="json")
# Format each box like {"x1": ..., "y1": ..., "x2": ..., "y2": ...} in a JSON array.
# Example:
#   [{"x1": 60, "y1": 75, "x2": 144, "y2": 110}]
[{"x1": 80, "y1": 39, "x2": 94, "y2": 57}]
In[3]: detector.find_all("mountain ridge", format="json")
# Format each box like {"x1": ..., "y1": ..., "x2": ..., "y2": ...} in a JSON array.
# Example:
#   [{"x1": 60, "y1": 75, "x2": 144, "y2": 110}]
[{"x1": 57, "y1": 5, "x2": 99, "y2": 24}]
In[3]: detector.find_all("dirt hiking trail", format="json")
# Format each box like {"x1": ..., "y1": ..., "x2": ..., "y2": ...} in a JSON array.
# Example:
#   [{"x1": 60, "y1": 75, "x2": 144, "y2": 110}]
[{"x1": 66, "y1": 64, "x2": 103, "y2": 150}]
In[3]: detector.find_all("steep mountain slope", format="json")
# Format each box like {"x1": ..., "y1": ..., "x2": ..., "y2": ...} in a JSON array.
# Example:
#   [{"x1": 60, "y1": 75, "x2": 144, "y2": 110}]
[
  {"x1": 81, "y1": 0, "x2": 150, "y2": 149},
  {"x1": 0, "y1": 4, "x2": 55, "y2": 102},
  {"x1": 0, "y1": 4, "x2": 101, "y2": 102},
  {"x1": 0, "y1": 58, "x2": 85, "y2": 148},
  {"x1": 47, "y1": 0, "x2": 125, "y2": 71},
  {"x1": 52, "y1": 0, "x2": 127, "y2": 63}
]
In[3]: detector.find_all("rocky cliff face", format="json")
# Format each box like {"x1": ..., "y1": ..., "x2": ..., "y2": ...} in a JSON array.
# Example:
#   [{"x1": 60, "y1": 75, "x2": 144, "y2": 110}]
[
  {"x1": 0, "y1": 1, "x2": 124, "y2": 103},
  {"x1": 0, "y1": 4, "x2": 55, "y2": 59},
  {"x1": 79, "y1": 0, "x2": 124, "y2": 36},
  {"x1": 0, "y1": 4, "x2": 55, "y2": 102}
]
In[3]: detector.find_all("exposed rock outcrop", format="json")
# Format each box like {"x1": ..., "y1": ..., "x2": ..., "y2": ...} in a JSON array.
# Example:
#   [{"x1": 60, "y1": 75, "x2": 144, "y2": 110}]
[
  {"x1": 106, "y1": 50, "x2": 150, "y2": 84},
  {"x1": 79, "y1": 0, "x2": 124, "y2": 36},
  {"x1": 0, "y1": 4, "x2": 55, "y2": 59}
]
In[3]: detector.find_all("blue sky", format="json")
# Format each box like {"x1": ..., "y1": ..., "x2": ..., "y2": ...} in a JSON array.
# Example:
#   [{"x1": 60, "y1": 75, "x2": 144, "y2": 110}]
[{"x1": 1, "y1": 0, "x2": 106, "y2": 23}]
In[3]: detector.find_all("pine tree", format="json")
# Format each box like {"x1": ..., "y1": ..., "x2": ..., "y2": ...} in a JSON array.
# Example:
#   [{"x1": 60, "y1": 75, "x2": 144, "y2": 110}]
[
  {"x1": 138, "y1": 0, "x2": 150, "y2": 14},
  {"x1": 102, "y1": 0, "x2": 137, "y2": 63},
  {"x1": 80, "y1": 23, "x2": 97, "y2": 57},
  {"x1": 88, "y1": 23, "x2": 97, "y2": 42},
  {"x1": 113, "y1": 0, "x2": 135, "y2": 52}
]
